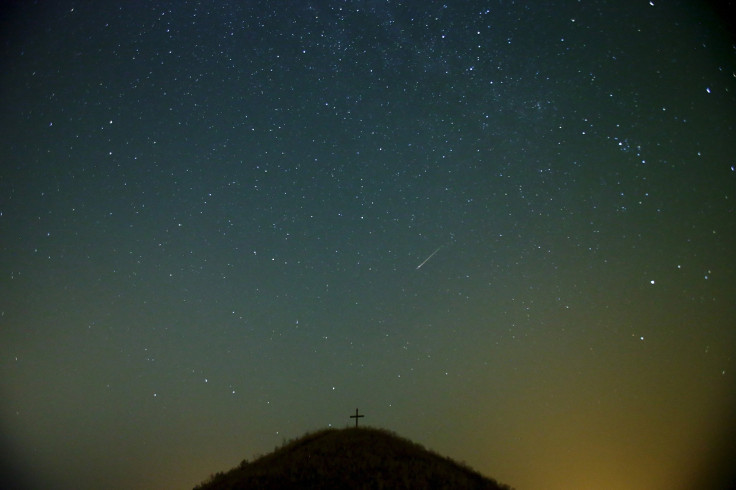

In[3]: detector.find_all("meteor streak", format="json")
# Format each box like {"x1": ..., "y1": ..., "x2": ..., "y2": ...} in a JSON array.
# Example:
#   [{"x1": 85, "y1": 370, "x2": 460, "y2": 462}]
[{"x1": 416, "y1": 246, "x2": 442, "y2": 269}]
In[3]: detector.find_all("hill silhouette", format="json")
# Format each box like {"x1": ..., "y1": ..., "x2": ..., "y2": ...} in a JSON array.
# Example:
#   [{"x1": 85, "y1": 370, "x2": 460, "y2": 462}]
[{"x1": 193, "y1": 427, "x2": 513, "y2": 490}]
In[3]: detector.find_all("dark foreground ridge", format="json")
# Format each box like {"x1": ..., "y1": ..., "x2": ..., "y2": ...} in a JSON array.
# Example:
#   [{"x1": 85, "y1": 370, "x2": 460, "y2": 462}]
[{"x1": 194, "y1": 427, "x2": 513, "y2": 490}]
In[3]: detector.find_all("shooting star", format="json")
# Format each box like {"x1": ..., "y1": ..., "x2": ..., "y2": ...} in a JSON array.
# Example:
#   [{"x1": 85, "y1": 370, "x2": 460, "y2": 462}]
[{"x1": 416, "y1": 246, "x2": 442, "y2": 270}]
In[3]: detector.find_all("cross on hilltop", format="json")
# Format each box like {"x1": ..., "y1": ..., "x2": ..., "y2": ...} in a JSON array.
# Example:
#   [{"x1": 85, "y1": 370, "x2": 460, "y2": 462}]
[{"x1": 350, "y1": 408, "x2": 364, "y2": 428}]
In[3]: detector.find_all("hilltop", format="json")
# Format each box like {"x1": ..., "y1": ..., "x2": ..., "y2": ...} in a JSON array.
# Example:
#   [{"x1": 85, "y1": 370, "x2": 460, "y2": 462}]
[{"x1": 194, "y1": 427, "x2": 513, "y2": 490}]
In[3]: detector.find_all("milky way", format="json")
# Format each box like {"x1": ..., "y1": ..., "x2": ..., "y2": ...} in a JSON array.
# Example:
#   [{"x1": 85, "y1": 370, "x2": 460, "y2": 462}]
[{"x1": 1, "y1": 2, "x2": 735, "y2": 489}]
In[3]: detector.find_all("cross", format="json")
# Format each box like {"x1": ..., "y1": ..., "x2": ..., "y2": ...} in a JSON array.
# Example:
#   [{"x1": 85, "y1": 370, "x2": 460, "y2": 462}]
[{"x1": 349, "y1": 408, "x2": 364, "y2": 428}]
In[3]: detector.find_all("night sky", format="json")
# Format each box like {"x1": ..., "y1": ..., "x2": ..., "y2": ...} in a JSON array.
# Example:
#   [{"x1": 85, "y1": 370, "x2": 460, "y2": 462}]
[{"x1": 1, "y1": 1, "x2": 735, "y2": 489}]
